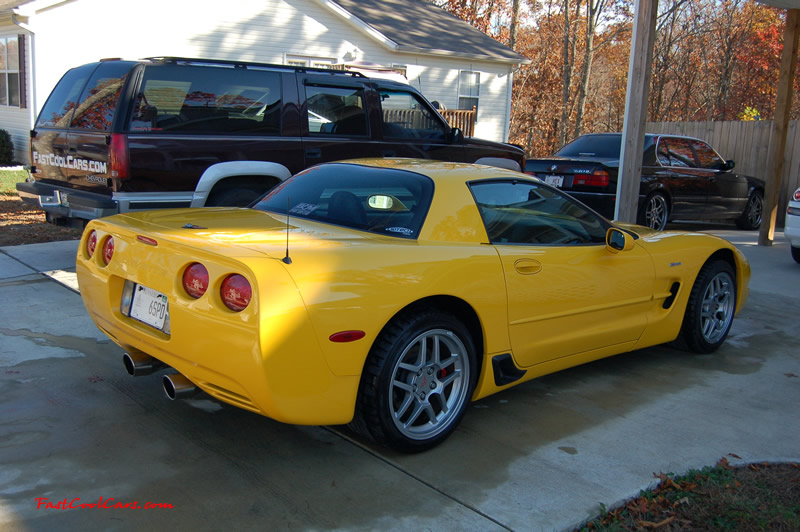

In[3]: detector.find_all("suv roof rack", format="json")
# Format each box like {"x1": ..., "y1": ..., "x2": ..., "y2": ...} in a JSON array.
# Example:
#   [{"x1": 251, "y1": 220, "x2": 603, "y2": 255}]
[{"x1": 142, "y1": 56, "x2": 366, "y2": 77}]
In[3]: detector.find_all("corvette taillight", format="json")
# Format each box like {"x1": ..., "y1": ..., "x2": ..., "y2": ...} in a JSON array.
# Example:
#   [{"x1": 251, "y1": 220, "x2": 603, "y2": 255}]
[
  {"x1": 102, "y1": 237, "x2": 114, "y2": 265},
  {"x1": 182, "y1": 263, "x2": 209, "y2": 299},
  {"x1": 573, "y1": 170, "x2": 610, "y2": 187},
  {"x1": 221, "y1": 274, "x2": 251, "y2": 312},
  {"x1": 86, "y1": 230, "x2": 97, "y2": 257}
]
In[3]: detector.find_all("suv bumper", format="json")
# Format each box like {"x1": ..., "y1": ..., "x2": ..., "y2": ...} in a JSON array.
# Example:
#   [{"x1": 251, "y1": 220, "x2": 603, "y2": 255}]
[{"x1": 17, "y1": 181, "x2": 119, "y2": 220}]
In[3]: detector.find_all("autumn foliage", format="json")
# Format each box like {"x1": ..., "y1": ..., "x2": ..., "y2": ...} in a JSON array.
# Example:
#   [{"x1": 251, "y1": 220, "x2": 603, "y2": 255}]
[{"x1": 435, "y1": 0, "x2": 797, "y2": 157}]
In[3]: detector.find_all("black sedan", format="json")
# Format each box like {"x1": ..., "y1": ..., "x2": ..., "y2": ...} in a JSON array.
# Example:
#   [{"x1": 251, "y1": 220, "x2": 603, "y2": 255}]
[{"x1": 525, "y1": 133, "x2": 764, "y2": 230}]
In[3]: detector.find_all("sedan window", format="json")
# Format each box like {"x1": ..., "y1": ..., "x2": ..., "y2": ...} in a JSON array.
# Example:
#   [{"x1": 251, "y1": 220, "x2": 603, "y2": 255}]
[
  {"x1": 470, "y1": 180, "x2": 608, "y2": 245},
  {"x1": 253, "y1": 163, "x2": 433, "y2": 238},
  {"x1": 690, "y1": 140, "x2": 725, "y2": 169},
  {"x1": 659, "y1": 138, "x2": 697, "y2": 168}
]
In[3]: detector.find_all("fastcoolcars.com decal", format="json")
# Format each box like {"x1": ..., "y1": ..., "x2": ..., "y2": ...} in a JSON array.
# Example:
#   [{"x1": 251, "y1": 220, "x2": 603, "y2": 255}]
[{"x1": 32, "y1": 151, "x2": 108, "y2": 173}]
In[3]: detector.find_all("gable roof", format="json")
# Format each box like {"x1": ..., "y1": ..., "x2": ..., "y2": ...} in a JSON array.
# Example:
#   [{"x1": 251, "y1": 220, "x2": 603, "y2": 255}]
[{"x1": 323, "y1": 0, "x2": 528, "y2": 64}]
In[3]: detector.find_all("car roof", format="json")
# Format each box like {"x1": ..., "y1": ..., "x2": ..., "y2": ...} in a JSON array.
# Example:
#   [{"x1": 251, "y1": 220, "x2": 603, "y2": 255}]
[{"x1": 332, "y1": 158, "x2": 528, "y2": 184}]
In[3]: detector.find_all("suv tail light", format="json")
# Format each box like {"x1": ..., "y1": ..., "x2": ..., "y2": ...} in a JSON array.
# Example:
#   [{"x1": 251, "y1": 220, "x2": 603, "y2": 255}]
[
  {"x1": 794, "y1": 188, "x2": 800, "y2": 201},
  {"x1": 221, "y1": 274, "x2": 252, "y2": 312},
  {"x1": 183, "y1": 263, "x2": 209, "y2": 299},
  {"x1": 573, "y1": 170, "x2": 610, "y2": 187},
  {"x1": 109, "y1": 133, "x2": 130, "y2": 179}
]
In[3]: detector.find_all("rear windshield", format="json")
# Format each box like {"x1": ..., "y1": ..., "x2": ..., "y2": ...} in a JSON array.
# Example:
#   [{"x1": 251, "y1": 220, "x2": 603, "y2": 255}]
[
  {"x1": 129, "y1": 64, "x2": 282, "y2": 135},
  {"x1": 556, "y1": 135, "x2": 621, "y2": 158},
  {"x1": 253, "y1": 163, "x2": 433, "y2": 239},
  {"x1": 36, "y1": 63, "x2": 97, "y2": 128},
  {"x1": 71, "y1": 61, "x2": 134, "y2": 131}
]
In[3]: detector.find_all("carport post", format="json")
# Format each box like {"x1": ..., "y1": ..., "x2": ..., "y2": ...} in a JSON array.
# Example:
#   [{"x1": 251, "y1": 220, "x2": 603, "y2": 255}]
[
  {"x1": 759, "y1": 8, "x2": 800, "y2": 246},
  {"x1": 615, "y1": 0, "x2": 658, "y2": 224}
]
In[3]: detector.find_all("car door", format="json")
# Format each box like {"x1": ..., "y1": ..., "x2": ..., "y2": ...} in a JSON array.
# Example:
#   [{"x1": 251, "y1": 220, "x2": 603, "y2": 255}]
[
  {"x1": 470, "y1": 180, "x2": 657, "y2": 368},
  {"x1": 690, "y1": 139, "x2": 748, "y2": 219},
  {"x1": 656, "y1": 137, "x2": 711, "y2": 219}
]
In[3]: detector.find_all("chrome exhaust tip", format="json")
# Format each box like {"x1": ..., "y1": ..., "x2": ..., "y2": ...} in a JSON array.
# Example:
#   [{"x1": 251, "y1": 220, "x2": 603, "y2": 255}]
[
  {"x1": 162, "y1": 373, "x2": 197, "y2": 400},
  {"x1": 122, "y1": 351, "x2": 165, "y2": 376}
]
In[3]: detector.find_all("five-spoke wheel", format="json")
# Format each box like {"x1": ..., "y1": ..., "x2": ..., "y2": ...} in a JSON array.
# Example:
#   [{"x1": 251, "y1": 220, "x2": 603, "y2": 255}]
[{"x1": 675, "y1": 260, "x2": 737, "y2": 353}]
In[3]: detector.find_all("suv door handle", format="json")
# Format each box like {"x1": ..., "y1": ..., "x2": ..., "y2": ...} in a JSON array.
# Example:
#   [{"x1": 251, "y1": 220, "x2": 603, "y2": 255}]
[{"x1": 305, "y1": 148, "x2": 322, "y2": 159}]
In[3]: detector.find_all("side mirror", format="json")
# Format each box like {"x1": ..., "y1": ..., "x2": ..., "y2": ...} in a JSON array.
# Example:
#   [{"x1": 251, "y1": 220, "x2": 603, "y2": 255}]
[
  {"x1": 449, "y1": 127, "x2": 464, "y2": 144},
  {"x1": 606, "y1": 228, "x2": 635, "y2": 253},
  {"x1": 724, "y1": 160, "x2": 735, "y2": 170}
]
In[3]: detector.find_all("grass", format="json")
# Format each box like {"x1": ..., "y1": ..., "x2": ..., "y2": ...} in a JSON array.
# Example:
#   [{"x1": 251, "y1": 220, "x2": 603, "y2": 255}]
[
  {"x1": 0, "y1": 167, "x2": 29, "y2": 195},
  {"x1": 579, "y1": 458, "x2": 800, "y2": 531}
]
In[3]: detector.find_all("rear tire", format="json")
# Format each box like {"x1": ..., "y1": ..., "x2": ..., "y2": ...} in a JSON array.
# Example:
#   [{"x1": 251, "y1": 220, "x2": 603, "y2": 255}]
[
  {"x1": 791, "y1": 246, "x2": 800, "y2": 264},
  {"x1": 674, "y1": 260, "x2": 736, "y2": 353},
  {"x1": 350, "y1": 310, "x2": 477, "y2": 453},
  {"x1": 638, "y1": 193, "x2": 669, "y2": 230},
  {"x1": 735, "y1": 190, "x2": 763, "y2": 230}
]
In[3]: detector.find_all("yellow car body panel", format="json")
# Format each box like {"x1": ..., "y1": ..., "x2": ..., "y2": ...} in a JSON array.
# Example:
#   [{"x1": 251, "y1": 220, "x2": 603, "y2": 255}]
[{"x1": 75, "y1": 159, "x2": 751, "y2": 427}]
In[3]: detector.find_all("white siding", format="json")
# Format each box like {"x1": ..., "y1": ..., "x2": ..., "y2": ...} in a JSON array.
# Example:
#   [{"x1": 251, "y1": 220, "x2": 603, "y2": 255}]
[
  {"x1": 0, "y1": 24, "x2": 34, "y2": 164},
  {"x1": 21, "y1": 0, "x2": 513, "y2": 155}
]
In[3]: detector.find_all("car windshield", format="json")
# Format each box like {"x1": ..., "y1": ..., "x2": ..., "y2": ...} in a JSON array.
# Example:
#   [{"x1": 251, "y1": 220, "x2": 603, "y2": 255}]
[
  {"x1": 253, "y1": 163, "x2": 434, "y2": 239},
  {"x1": 556, "y1": 135, "x2": 622, "y2": 158}
]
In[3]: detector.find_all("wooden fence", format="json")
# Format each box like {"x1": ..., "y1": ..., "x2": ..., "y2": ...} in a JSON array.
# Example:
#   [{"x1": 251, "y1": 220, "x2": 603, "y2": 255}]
[
  {"x1": 441, "y1": 107, "x2": 476, "y2": 137},
  {"x1": 647, "y1": 120, "x2": 800, "y2": 225}
]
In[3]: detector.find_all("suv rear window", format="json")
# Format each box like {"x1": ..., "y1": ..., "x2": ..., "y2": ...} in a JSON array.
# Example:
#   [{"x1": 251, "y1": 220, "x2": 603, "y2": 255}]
[
  {"x1": 71, "y1": 61, "x2": 134, "y2": 131},
  {"x1": 35, "y1": 63, "x2": 97, "y2": 128},
  {"x1": 129, "y1": 65, "x2": 282, "y2": 135}
]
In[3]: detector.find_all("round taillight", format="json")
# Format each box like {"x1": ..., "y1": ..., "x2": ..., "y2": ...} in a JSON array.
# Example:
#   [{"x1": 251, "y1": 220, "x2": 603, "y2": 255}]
[
  {"x1": 86, "y1": 230, "x2": 97, "y2": 258},
  {"x1": 102, "y1": 237, "x2": 114, "y2": 265},
  {"x1": 182, "y1": 263, "x2": 209, "y2": 299},
  {"x1": 221, "y1": 274, "x2": 251, "y2": 312}
]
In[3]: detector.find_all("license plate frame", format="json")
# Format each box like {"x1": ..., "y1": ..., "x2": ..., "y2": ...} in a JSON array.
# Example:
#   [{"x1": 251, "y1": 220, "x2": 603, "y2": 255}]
[
  {"x1": 544, "y1": 175, "x2": 564, "y2": 188},
  {"x1": 129, "y1": 284, "x2": 170, "y2": 331}
]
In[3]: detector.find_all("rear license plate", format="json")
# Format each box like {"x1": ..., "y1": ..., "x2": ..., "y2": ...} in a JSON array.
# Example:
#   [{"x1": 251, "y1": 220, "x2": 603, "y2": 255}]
[
  {"x1": 129, "y1": 284, "x2": 169, "y2": 331},
  {"x1": 58, "y1": 191, "x2": 70, "y2": 207},
  {"x1": 544, "y1": 175, "x2": 564, "y2": 187}
]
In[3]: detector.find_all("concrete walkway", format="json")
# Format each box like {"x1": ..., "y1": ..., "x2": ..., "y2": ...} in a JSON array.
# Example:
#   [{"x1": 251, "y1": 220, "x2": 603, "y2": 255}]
[{"x1": 1, "y1": 231, "x2": 798, "y2": 531}]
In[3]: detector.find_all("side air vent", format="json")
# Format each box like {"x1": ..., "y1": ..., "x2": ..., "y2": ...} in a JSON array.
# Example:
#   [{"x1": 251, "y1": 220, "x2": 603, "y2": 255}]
[
  {"x1": 492, "y1": 354, "x2": 527, "y2": 387},
  {"x1": 663, "y1": 282, "x2": 681, "y2": 309}
]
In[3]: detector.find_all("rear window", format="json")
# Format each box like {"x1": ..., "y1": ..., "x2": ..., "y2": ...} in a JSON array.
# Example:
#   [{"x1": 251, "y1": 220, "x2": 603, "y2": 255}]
[
  {"x1": 71, "y1": 61, "x2": 134, "y2": 131},
  {"x1": 253, "y1": 163, "x2": 433, "y2": 239},
  {"x1": 36, "y1": 63, "x2": 97, "y2": 128},
  {"x1": 129, "y1": 65, "x2": 282, "y2": 135},
  {"x1": 556, "y1": 135, "x2": 621, "y2": 158}
]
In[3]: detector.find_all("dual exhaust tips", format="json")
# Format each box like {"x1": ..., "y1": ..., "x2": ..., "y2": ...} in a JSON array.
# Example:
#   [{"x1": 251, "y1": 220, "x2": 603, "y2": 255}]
[{"x1": 122, "y1": 351, "x2": 196, "y2": 400}]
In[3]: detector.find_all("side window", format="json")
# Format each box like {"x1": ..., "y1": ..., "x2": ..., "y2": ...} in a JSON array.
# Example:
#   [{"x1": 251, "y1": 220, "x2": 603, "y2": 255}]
[
  {"x1": 690, "y1": 140, "x2": 724, "y2": 169},
  {"x1": 470, "y1": 180, "x2": 608, "y2": 245},
  {"x1": 71, "y1": 62, "x2": 133, "y2": 131},
  {"x1": 379, "y1": 90, "x2": 447, "y2": 140},
  {"x1": 661, "y1": 138, "x2": 696, "y2": 168},
  {"x1": 656, "y1": 139, "x2": 671, "y2": 166},
  {"x1": 35, "y1": 63, "x2": 97, "y2": 128},
  {"x1": 129, "y1": 65, "x2": 282, "y2": 134},
  {"x1": 305, "y1": 86, "x2": 367, "y2": 136}
]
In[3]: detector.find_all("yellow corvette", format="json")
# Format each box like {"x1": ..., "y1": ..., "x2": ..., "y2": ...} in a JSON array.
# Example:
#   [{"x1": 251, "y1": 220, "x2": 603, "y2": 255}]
[{"x1": 76, "y1": 159, "x2": 750, "y2": 452}]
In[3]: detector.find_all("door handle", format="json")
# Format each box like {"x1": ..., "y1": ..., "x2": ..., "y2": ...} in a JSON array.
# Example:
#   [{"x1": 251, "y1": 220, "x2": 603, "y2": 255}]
[
  {"x1": 305, "y1": 148, "x2": 322, "y2": 159},
  {"x1": 514, "y1": 259, "x2": 542, "y2": 275}
]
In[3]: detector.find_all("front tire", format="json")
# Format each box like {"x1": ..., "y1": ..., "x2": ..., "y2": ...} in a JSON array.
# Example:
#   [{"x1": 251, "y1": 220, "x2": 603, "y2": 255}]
[
  {"x1": 350, "y1": 310, "x2": 477, "y2": 453},
  {"x1": 736, "y1": 190, "x2": 763, "y2": 230},
  {"x1": 638, "y1": 193, "x2": 669, "y2": 230},
  {"x1": 792, "y1": 246, "x2": 800, "y2": 264},
  {"x1": 675, "y1": 260, "x2": 736, "y2": 353}
]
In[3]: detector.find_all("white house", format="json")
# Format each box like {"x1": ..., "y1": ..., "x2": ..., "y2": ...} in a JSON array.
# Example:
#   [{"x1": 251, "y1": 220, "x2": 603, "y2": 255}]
[{"x1": 0, "y1": 0, "x2": 526, "y2": 164}]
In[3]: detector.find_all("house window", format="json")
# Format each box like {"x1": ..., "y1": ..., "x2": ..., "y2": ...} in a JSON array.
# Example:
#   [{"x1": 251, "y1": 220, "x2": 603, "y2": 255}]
[
  {"x1": 458, "y1": 70, "x2": 480, "y2": 119},
  {"x1": 285, "y1": 55, "x2": 337, "y2": 70},
  {"x1": 0, "y1": 36, "x2": 22, "y2": 107}
]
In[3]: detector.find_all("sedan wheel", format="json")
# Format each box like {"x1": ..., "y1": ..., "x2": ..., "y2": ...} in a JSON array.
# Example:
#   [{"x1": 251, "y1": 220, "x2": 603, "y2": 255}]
[
  {"x1": 674, "y1": 260, "x2": 736, "y2": 353},
  {"x1": 640, "y1": 193, "x2": 669, "y2": 231},
  {"x1": 350, "y1": 310, "x2": 476, "y2": 452},
  {"x1": 736, "y1": 190, "x2": 763, "y2": 230}
]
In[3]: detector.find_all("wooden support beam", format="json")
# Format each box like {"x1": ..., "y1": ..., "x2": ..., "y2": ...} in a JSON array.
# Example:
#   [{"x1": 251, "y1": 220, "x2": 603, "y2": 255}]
[
  {"x1": 759, "y1": 8, "x2": 800, "y2": 246},
  {"x1": 615, "y1": 0, "x2": 658, "y2": 224}
]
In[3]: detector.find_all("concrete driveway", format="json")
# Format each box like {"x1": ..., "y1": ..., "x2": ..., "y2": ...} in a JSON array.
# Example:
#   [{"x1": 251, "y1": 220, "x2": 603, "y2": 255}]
[{"x1": 1, "y1": 229, "x2": 798, "y2": 531}]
